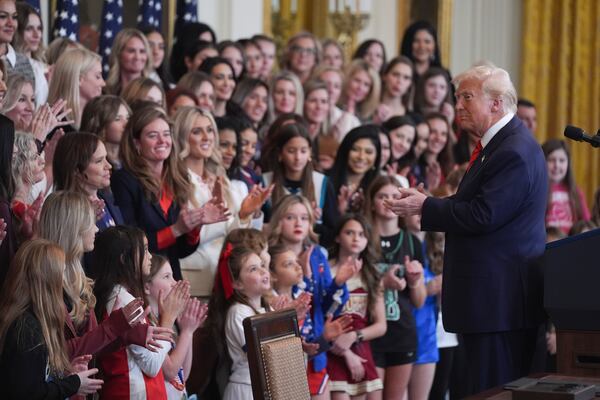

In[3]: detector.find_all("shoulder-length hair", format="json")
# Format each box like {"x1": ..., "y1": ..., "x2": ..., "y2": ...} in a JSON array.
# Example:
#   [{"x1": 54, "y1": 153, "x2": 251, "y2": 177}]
[
  {"x1": 261, "y1": 121, "x2": 316, "y2": 205},
  {"x1": 106, "y1": 28, "x2": 154, "y2": 95},
  {"x1": 270, "y1": 70, "x2": 304, "y2": 116},
  {"x1": 340, "y1": 59, "x2": 381, "y2": 120},
  {"x1": 281, "y1": 32, "x2": 322, "y2": 71},
  {"x1": 424, "y1": 112, "x2": 455, "y2": 177},
  {"x1": 330, "y1": 124, "x2": 381, "y2": 194},
  {"x1": 382, "y1": 56, "x2": 415, "y2": 111},
  {"x1": 47, "y1": 48, "x2": 102, "y2": 128},
  {"x1": 0, "y1": 239, "x2": 70, "y2": 374},
  {"x1": 1, "y1": 74, "x2": 34, "y2": 115},
  {"x1": 80, "y1": 94, "x2": 132, "y2": 141},
  {"x1": 364, "y1": 174, "x2": 402, "y2": 226},
  {"x1": 11, "y1": 131, "x2": 38, "y2": 191},
  {"x1": 89, "y1": 226, "x2": 147, "y2": 321},
  {"x1": 120, "y1": 105, "x2": 193, "y2": 205},
  {"x1": 329, "y1": 213, "x2": 382, "y2": 311},
  {"x1": 231, "y1": 78, "x2": 270, "y2": 129},
  {"x1": 321, "y1": 38, "x2": 345, "y2": 68},
  {"x1": 352, "y1": 39, "x2": 387, "y2": 74},
  {"x1": 53, "y1": 132, "x2": 101, "y2": 193},
  {"x1": 14, "y1": 2, "x2": 45, "y2": 61},
  {"x1": 399, "y1": 20, "x2": 442, "y2": 68},
  {"x1": 38, "y1": 191, "x2": 96, "y2": 327},
  {"x1": 268, "y1": 194, "x2": 319, "y2": 247},
  {"x1": 414, "y1": 67, "x2": 453, "y2": 114},
  {"x1": 542, "y1": 139, "x2": 585, "y2": 222},
  {"x1": 121, "y1": 76, "x2": 166, "y2": 110},
  {"x1": 176, "y1": 71, "x2": 213, "y2": 100}
]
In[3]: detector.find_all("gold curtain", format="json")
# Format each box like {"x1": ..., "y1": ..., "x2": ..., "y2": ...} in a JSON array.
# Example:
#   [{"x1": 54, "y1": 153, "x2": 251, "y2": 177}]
[{"x1": 520, "y1": 0, "x2": 600, "y2": 203}]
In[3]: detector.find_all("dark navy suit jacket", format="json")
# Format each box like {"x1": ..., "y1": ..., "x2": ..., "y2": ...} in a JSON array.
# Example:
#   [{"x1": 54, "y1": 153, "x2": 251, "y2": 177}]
[
  {"x1": 110, "y1": 168, "x2": 197, "y2": 280},
  {"x1": 421, "y1": 116, "x2": 547, "y2": 333}
]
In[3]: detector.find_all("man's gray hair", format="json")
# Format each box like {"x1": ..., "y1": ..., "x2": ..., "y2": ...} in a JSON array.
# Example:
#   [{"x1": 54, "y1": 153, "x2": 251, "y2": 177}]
[{"x1": 452, "y1": 63, "x2": 517, "y2": 113}]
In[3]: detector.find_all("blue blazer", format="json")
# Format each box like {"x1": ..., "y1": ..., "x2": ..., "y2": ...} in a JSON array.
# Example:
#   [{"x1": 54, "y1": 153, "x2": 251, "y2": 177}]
[
  {"x1": 110, "y1": 168, "x2": 197, "y2": 280},
  {"x1": 97, "y1": 189, "x2": 124, "y2": 228},
  {"x1": 421, "y1": 116, "x2": 547, "y2": 333}
]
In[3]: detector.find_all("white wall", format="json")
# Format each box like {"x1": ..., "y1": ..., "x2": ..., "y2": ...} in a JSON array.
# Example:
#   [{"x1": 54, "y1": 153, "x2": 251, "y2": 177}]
[
  {"x1": 450, "y1": 0, "x2": 522, "y2": 87},
  {"x1": 198, "y1": 0, "x2": 264, "y2": 41},
  {"x1": 357, "y1": 0, "x2": 398, "y2": 59}
]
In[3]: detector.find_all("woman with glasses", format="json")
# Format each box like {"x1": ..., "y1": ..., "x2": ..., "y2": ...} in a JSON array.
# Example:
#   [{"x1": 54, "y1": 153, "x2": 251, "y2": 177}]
[{"x1": 281, "y1": 32, "x2": 321, "y2": 84}]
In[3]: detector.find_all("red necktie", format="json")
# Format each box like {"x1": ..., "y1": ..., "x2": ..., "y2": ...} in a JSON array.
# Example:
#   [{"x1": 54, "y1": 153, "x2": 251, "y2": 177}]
[{"x1": 467, "y1": 140, "x2": 483, "y2": 171}]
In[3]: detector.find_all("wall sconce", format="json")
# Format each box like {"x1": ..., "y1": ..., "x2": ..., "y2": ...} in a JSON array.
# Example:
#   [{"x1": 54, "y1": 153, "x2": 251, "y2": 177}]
[{"x1": 328, "y1": 0, "x2": 370, "y2": 60}]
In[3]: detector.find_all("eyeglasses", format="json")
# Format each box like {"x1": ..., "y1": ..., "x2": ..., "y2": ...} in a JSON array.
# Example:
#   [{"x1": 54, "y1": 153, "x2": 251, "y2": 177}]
[{"x1": 291, "y1": 45, "x2": 316, "y2": 56}]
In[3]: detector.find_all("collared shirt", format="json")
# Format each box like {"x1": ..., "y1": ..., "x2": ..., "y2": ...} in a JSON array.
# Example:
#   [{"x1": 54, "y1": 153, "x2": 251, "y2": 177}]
[{"x1": 481, "y1": 112, "x2": 515, "y2": 148}]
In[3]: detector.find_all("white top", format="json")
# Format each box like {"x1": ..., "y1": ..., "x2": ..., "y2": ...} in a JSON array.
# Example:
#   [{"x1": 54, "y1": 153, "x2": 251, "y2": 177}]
[
  {"x1": 331, "y1": 106, "x2": 360, "y2": 142},
  {"x1": 435, "y1": 310, "x2": 458, "y2": 348},
  {"x1": 481, "y1": 112, "x2": 515, "y2": 148},
  {"x1": 180, "y1": 170, "x2": 261, "y2": 296},
  {"x1": 106, "y1": 285, "x2": 171, "y2": 399},
  {"x1": 29, "y1": 58, "x2": 48, "y2": 106},
  {"x1": 225, "y1": 303, "x2": 265, "y2": 385}
]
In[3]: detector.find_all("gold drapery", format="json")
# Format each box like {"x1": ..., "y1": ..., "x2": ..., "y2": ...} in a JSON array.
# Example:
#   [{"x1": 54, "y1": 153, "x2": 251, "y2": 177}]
[{"x1": 521, "y1": 0, "x2": 600, "y2": 203}]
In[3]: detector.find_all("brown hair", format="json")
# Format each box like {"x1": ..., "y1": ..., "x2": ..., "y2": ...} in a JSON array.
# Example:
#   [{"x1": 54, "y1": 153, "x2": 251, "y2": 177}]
[
  {"x1": 120, "y1": 105, "x2": 193, "y2": 205},
  {"x1": 80, "y1": 95, "x2": 132, "y2": 141},
  {"x1": 122, "y1": 76, "x2": 166, "y2": 110},
  {"x1": 53, "y1": 132, "x2": 100, "y2": 192},
  {"x1": 224, "y1": 228, "x2": 267, "y2": 255}
]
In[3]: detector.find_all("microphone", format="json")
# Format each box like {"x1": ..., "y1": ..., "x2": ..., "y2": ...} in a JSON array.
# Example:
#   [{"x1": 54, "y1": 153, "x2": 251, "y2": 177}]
[{"x1": 564, "y1": 125, "x2": 600, "y2": 147}]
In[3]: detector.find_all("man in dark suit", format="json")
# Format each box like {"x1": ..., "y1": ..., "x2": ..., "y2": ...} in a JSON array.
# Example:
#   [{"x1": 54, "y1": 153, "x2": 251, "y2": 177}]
[{"x1": 385, "y1": 64, "x2": 548, "y2": 394}]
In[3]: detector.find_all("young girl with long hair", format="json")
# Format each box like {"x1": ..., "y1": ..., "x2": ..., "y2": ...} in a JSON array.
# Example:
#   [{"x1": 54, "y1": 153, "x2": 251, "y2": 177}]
[
  {"x1": 144, "y1": 254, "x2": 208, "y2": 399},
  {"x1": 0, "y1": 240, "x2": 103, "y2": 399},
  {"x1": 363, "y1": 175, "x2": 426, "y2": 400},
  {"x1": 542, "y1": 139, "x2": 590, "y2": 234},
  {"x1": 327, "y1": 214, "x2": 387, "y2": 399},
  {"x1": 269, "y1": 194, "x2": 352, "y2": 399},
  {"x1": 413, "y1": 67, "x2": 454, "y2": 125},
  {"x1": 89, "y1": 226, "x2": 187, "y2": 399},
  {"x1": 329, "y1": 125, "x2": 381, "y2": 214},
  {"x1": 376, "y1": 56, "x2": 415, "y2": 122},
  {"x1": 211, "y1": 246, "x2": 273, "y2": 400},
  {"x1": 414, "y1": 112, "x2": 455, "y2": 190},
  {"x1": 262, "y1": 121, "x2": 340, "y2": 246},
  {"x1": 381, "y1": 115, "x2": 417, "y2": 185}
]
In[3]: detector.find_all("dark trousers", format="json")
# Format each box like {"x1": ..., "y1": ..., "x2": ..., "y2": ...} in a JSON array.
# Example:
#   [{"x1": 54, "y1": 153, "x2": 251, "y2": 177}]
[
  {"x1": 462, "y1": 328, "x2": 538, "y2": 396},
  {"x1": 429, "y1": 346, "x2": 456, "y2": 400}
]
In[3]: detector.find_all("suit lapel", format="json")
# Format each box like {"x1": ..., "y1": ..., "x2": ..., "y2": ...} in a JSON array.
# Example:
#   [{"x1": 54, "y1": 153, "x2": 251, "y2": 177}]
[{"x1": 457, "y1": 116, "x2": 521, "y2": 192}]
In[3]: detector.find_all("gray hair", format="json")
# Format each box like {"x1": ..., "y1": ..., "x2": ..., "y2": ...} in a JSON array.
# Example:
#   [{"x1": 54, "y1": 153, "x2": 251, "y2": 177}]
[{"x1": 452, "y1": 63, "x2": 517, "y2": 113}]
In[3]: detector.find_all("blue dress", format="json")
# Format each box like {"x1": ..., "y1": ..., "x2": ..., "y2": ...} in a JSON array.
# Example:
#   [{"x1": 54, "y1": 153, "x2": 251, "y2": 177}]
[{"x1": 412, "y1": 242, "x2": 439, "y2": 364}]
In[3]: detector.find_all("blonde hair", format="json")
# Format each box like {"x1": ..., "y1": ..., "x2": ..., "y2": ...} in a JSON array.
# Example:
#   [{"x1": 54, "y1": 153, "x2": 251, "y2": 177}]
[
  {"x1": 172, "y1": 106, "x2": 232, "y2": 208},
  {"x1": 45, "y1": 37, "x2": 84, "y2": 65},
  {"x1": 341, "y1": 59, "x2": 381, "y2": 120},
  {"x1": 0, "y1": 240, "x2": 71, "y2": 375},
  {"x1": 452, "y1": 63, "x2": 517, "y2": 113},
  {"x1": 1, "y1": 74, "x2": 34, "y2": 115},
  {"x1": 122, "y1": 76, "x2": 166, "y2": 110},
  {"x1": 105, "y1": 28, "x2": 154, "y2": 95},
  {"x1": 38, "y1": 191, "x2": 96, "y2": 328},
  {"x1": 270, "y1": 70, "x2": 304, "y2": 116},
  {"x1": 11, "y1": 131, "x2": 38, "y2": 190},
  {"x1": 281, "y1": 32, "x2": 322, "y2": 72},
  {"x1": 47, "y1": 48, "x2": 102, "y2": 128},
  {"x1": 120, "y1": 105, "x2": 193, "y2": 205},
  {"x1": 268, "y1": 194, "x2": 319, "y2": 247}
]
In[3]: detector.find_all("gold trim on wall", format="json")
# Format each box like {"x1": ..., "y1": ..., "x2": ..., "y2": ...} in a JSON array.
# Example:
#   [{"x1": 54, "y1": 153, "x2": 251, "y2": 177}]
[
  {"x1": 396, "y1": 0, "x2": 411, "y2": 51},
  {"x1": 437, "y1": 0, "x2": 452, "y2": 68}
]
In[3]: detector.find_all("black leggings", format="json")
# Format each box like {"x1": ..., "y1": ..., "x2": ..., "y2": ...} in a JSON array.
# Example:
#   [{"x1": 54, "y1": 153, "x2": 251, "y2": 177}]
[{"x1": 428, "y1": 346, "x2": 455, "y2": 400}]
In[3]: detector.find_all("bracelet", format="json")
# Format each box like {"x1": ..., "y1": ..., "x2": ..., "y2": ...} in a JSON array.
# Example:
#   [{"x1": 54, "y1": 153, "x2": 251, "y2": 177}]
[
  {"x1": 355, "y1": 330, "x2": 364, "y2": 343},
  {"x1": 408, "y1": 278, "x2": 423, "y2": 289}
]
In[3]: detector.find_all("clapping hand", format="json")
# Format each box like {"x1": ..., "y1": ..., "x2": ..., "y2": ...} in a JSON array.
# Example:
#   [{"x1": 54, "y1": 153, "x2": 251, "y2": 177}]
[
  {"x1": 30, "y1": 99, "x2": 74, "y2": 141},
  {"x1": 404, "y1": 255, "x2": 424, "y2": 287},
  {"x1": 382, "y1": 264, "x2": 406, "y2": 291},
  {"x1": 383, "y1": 187, "x2": 427, "y2": 217},
  {"x1": 20, "y1": 193, "x2": 43, "y2": 239},
  {"x1": 322, "y1": 314, "x2": 353, "y2": 342},
  {"x1": 239, "y1": 184, "x2": 273, "y2": 220},
  {"x1": 158, "y1": 280, "x2": 190, "y2": 327},
  {"x1": 177, "y1": 298, "x2": 208, "y2": 334},
  {"x1": 334, "y1": 256, "x2": 362, "y2": 286}
]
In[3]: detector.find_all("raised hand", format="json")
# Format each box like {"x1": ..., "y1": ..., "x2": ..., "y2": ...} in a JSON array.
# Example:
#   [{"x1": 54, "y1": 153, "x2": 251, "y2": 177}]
[
  {"x1": 70, "y1": 354, "x2": 92, "y2": 373},
  {"x1": 310, "y1": 201, "x2": 323, "y2": 222},
  {"x1": 0, "y1": 218, "x2": 6, "y2": 246},
  {"x1": 211, "y1": 176, "x2": 223, "y2": 204},
  {"x1": 322, "y1": 314, "x2": 353, "y2": 342},
  {"x1": 382, "y1": 264, "x2": 407, "y2": 291},
  {"x1": 337, "y1": 184, "x2": 354, "y2": 214},
  {"x1": 177, "y1": 298, "x2": 207, "y2": 333},
  {"x1": 383, "y1": 187, "x2": 427, "y2": 217},
  {"x1": 30, "y1": 100, "x2": 74, "y2": 141},
  {"x1": 20, "y1": 193, "x2": 43, "y2": 239},
  {"x1": 404, "y1": 255, "x2": 424, "y2": 287},
  {"x1": 239, "y1": 184, "x2": 273, "y2": 220},
  {"x1": 158, "y1": 280, "x2": 190, "y2": 327},
  {"x1": 199, "y1": 198, "x2": 231, "y2": 225},
  {"x1": 89, "y1": 196, "x2": 106, "y2": 222},
  {"x1": 334, "y1": 256, "x2": 362, "y2": 286},
  {"x1": 269, "y1": 294, "x2": 292, "y2": 311},
  {"x1": 291, "y1": 291, "x2": 312, "y2": 321},
  {"x1": 75, "y1": 368, "x2": 103, "y2": 396},
  {"x1": 298, "y1": 245, "x2": 314, "y2": 278},
  {"x1": 173, "y1": 205, "x2": 205, "y2": 236}
]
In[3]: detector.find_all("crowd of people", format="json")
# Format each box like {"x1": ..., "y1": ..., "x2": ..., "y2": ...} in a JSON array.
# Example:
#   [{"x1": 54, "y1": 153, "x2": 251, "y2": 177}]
[{"x1": 0, "y1": 1, "x2": 598, "y2": 399}]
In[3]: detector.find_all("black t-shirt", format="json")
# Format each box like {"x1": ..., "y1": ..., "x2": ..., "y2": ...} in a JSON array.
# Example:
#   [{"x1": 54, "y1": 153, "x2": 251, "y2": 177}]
[{"x1": 371, "y1": 229, "x2": 423, "y2": 353}]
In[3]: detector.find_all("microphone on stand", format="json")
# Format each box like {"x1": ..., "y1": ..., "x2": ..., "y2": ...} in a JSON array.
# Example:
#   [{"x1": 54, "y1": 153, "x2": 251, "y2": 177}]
[{"x1": 563, "y1": 125, "x2": 600, "y2": 148}]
